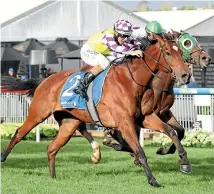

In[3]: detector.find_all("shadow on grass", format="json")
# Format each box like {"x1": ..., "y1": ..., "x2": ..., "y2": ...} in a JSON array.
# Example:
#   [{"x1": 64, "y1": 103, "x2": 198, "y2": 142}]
[
  {"x1": 2, "y1": 155, "x2": 214, "y2": 184},
  {"x1": 2, "y1": 139, "x2": 214, "y2": 182},
  {"x1": 1, "y1": 153, "x2": 130, "y2": 171}
]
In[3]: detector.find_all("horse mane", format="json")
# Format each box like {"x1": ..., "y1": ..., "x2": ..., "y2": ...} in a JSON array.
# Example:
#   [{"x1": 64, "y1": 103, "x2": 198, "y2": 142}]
[
  {"x1": 109, "y1": 55, "x2": 135, "y2": 66},
  {"x1": 162, "y1": 32, "x2": 177, "y2": 41}
]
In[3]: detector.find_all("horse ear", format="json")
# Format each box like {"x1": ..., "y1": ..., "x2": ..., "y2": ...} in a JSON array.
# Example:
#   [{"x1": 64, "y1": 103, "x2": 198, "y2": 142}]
[{"x1": 171, "y1": 29, "x2": 180, "y2": 38}]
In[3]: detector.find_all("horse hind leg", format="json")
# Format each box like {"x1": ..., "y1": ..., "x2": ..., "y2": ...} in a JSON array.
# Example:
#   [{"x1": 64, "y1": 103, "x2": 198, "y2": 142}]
[
  {"x1": 78, "y1": 123, "x2": 101, "y2": 164},
  {"x1": 1, "y1": 104, "x2": 51, "y2": 162},
  {"x1": 47, "y1": 118, "x2": 81, "y2": 178}
]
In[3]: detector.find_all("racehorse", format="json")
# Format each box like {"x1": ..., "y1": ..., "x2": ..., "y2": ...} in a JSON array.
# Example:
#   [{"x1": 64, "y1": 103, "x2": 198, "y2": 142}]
[
  {"x1": 64, "y1": 31, "x2": 211, "y2": 169},
  {"x1": 84, "y1": 31, "x2": 211, "y2": 161},
  {"x1": 95, "y1": 31, "x2": 211, "y2": 166},
  {"x1": 59, "y1": 31, "x2": 211, "y2": 164},
  {"x1": 1, "y1": 35, "x2": 191, "y2": 187}
]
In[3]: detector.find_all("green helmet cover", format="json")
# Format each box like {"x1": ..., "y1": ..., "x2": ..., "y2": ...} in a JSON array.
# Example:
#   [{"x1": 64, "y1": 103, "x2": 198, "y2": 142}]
[{"x1": 145, "y1": 21, "x2": 163, "y2": 34}]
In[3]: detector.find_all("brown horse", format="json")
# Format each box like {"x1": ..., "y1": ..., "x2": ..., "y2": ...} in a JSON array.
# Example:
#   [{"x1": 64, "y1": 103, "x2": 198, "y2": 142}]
[
  {"x1": 146, "y1": 31, "x2": 211, "y2": 156},
  {"x1": 102, "y1": 30, "x2": 211, "y2": 157},
  {"x1": 1, "y1": 35, "x2": 191, "y2": 187},
  {"x1": 68, "y1": 31, "x2": 211, "y2": 172},
  {"x1": 95, "y1": 31, "x2": 211, "y2": 163}
]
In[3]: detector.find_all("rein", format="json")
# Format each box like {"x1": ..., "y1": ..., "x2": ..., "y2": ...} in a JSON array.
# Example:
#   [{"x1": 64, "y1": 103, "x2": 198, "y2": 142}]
[
  {"x1": 141, "y1": 42, "x2": 173, "y2": 74},
  {"x1": 125, "y1": 41, "x2": 174, "y2": 88}
]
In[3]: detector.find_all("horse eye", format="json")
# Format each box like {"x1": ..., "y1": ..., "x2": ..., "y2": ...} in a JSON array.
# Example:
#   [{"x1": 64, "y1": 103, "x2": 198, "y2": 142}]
[{"x1": 165, "y1": 50, "x2": 171, "y2": 56}]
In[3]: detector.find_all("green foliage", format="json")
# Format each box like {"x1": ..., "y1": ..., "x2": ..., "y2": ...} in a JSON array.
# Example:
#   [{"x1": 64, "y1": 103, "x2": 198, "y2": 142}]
[
  {"x1": 149, "y1": 130, "x2": 214, "y2": 148},
  {"x1": 0, "y1": 123, "x2": 22, "y2": 139},
  {"x1": 178, "y1": 5, "x2": 196, "y2": 10},
  {"x1": 40, "y1": 127, "x2": 58, "y2": 139},
  {"x1": 0, "y1": 123, "x2": 58, "y2": 140}
]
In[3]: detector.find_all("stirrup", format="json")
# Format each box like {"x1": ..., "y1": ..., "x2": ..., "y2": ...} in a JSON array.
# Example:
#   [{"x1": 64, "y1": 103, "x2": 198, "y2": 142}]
[{"x1": 73, "y1": 86, "x2": 88, "y2": 100}]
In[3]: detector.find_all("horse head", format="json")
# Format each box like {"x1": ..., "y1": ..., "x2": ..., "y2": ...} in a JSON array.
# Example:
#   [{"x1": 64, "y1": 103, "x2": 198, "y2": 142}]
[
  {"x1": 170, "y1": 30, "x2": 211, "y2": 68},
  {"x1": 142, "y1": 34, "x2": 191, "y2": 85}
]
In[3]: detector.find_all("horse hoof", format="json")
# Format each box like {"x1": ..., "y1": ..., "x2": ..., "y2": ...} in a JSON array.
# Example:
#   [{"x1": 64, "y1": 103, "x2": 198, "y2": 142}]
[
  {"x1": 113, "y1": 144, "x2": 123, "y2": 151},
  {"x1": 149, "y1": 179, "x2": 162, "y2": 188},
  {"x1": 156, "y1": 148, "x2": 174, "y2": 155},
  {"x1": 180, "y1": 164, "x2": 192, "y2": 174},
  {"x1": 91, "y1": 142, "x2": 101, "y2": 164},
  {"x1": 91, "y1": 154, "x2": 100, "y2": 164},
  {"x1": 103, "y1": 137, "x2": 112, "y2": 145},
  {"x1": 133, "y1": 159, "x2": 142, "y2": 166},
  {"x1": 1, "y1": 153, "x2": 6, "y2": 162}
]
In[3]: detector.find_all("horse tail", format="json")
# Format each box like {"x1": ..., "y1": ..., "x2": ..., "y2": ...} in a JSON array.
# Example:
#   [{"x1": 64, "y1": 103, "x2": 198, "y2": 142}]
[{"x1": 1, "y1": 76, "x2": 44, "y2": 98}]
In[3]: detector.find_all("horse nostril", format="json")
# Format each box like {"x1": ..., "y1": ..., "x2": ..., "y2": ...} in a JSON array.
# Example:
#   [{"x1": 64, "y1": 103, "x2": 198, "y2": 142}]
[
  {"x1": 202, "y1": 57, "x2": 211, "y2": 62},
  {"x1": 202, "y1": 57, "x2": 207, "y2": 61},
  {"x1": 182, "y1": 74, "x2": 188, "y2": 78}
]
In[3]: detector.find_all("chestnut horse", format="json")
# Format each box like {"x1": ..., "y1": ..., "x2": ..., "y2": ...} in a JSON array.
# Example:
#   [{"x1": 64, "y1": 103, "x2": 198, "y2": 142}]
[
  {"x1": 66, "y1": 31, "x2": 211, "y2": 168},
  {"x1": 1, "y1": 35, "x2": 191, "y2": 187},
  {"x1": 102, "y1": 31, "x2": 211, "y2": 157}
]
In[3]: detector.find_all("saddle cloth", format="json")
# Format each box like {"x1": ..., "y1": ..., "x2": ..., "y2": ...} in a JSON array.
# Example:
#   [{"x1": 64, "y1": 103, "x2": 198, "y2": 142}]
[{"x1": 60, "y1": 69, "x2": 109, "y2": 109}]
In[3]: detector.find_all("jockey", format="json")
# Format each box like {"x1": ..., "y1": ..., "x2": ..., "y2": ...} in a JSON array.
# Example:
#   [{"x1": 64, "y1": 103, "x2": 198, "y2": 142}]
[
  {"x1": 74, "y1": 20, "x2": 163, "y2": 99},
  {"x1": 73, "y1": 20, "x2": 143, "y2": 99},
  {"x1": 132, "y1": 21, "x2": 163, "y2": 50}
]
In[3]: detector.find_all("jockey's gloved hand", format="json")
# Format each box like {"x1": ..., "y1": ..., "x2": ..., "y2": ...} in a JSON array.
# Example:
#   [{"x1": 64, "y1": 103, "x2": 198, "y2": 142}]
[{"x1": 127, "y1": 50, "x2": 143, "y2": 57}]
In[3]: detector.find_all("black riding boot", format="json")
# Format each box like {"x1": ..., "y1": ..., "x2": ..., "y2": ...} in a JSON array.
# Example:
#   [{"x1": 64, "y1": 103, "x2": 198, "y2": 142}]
[{"x1": 73, "y1": 72, "x2": 95, "y2": 99}]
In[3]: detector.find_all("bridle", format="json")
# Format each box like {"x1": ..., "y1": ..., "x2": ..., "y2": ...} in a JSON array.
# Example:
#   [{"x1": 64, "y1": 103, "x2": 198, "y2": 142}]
[
  {"x1": 125, "y1": 40, "x2": 174, "y2": 88},
  {"x1": 176, "y1": 32, "x2": 205, "y2": 66},
  {"x1": 186, "y1": 47, "x2": 204, "y2": 66}
]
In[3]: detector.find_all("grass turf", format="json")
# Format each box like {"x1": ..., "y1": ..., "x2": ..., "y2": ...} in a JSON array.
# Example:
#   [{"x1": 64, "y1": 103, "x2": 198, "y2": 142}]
[{"x1": 1, "y1": 138, "x2": 214, "y2": 194}]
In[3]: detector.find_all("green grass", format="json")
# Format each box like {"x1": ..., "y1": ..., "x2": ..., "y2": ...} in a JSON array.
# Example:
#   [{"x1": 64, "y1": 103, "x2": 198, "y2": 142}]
[{"x1": 1, "y1": 138, "x2": 214, "y2": 194}]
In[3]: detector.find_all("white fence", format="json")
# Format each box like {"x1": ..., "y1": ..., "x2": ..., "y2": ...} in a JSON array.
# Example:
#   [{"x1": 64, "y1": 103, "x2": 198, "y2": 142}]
[
  {"x1": 0, "y1": 93, "x2": 56, "y2": 125},
  {"x1": 0, "y1": 93, "x2": 214, "y2": 132},
  {"x1": 171, "y1": 95, "x2": 214, "y2": 132}
]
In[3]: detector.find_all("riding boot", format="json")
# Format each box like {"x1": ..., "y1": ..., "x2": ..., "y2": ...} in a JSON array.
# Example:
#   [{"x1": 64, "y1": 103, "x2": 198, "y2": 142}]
[
  {"x1": 74, "y1": 64, "x2": 104, "y2": 99},
  {"x1": 73, "y1": 72, "x2": 95, "y2": 99}
]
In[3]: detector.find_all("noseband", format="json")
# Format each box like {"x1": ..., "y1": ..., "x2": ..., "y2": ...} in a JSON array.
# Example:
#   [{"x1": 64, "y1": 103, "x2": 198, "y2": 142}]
[{"x1": 186, "y1": 47, "x2": 204, "y2": 66}]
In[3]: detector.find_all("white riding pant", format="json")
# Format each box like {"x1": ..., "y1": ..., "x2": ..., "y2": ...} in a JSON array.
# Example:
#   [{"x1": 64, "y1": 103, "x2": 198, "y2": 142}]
[{"x1": 80, "y1": 44, "x2": 116, "y2": 70}]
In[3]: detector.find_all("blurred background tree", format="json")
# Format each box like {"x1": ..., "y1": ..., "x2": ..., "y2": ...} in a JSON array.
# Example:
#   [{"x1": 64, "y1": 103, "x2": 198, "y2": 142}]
[
  {"x1": 135, "y1": 0, "x2": 149, "y2": 12},
  {"x1": 178, "y1": 5, "x2": 196, "y2": 10},
  {"x1": 161, "y1": 1, "x2": 172, "y2": 11}
]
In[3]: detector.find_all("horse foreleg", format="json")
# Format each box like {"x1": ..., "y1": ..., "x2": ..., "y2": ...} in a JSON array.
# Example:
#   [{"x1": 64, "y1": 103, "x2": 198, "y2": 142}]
[
  {"x1": 156, "y1": 110, "x2": 185, "y2": 155},
  {"x1": 117, "y1": 114, "x2": 161, "y2": 187},
  {"x1": 78, "y1": 123, "x2": 101, "y2": 164},
  {"x1": 1, "y1": 105, "x2": 50, "y2": 162},
  {"x1": 143, "y1": 113, "x2": 191, "y2": 174},
  {"x1": 47, "y1": 118, "x2": 81, "y2": 178}
]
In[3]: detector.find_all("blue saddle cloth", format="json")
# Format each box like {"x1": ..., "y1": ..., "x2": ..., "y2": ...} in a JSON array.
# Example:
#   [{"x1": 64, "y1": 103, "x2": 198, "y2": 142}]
[{"x1": 60, "y1": 69, "x2": 109, "y2": 109}]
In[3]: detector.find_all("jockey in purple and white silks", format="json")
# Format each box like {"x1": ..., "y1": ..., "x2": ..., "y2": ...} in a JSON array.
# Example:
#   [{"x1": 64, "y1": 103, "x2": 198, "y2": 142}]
[{"x1": 73, "y1": 20, "x2": 163, "y2": 99}]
